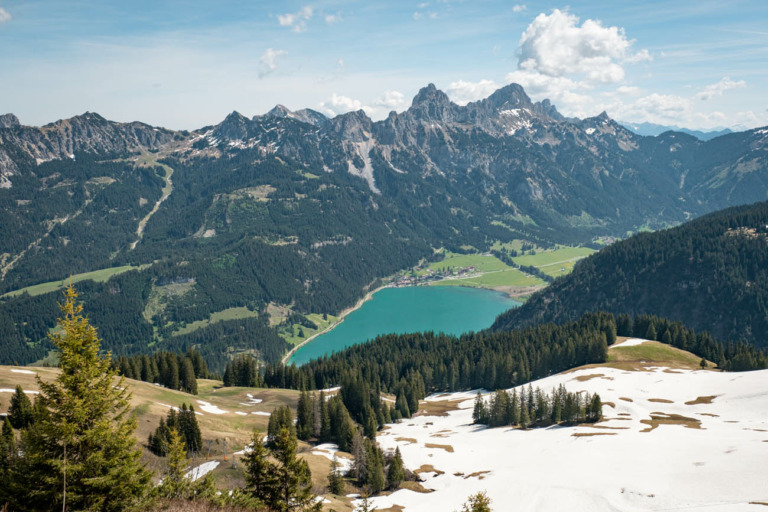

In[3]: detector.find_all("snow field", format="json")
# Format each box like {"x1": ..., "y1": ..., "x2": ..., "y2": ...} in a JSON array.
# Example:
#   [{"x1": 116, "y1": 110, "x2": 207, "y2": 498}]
[{"x1": 368, "y1": 367, "x2": 768, "y2": 512}]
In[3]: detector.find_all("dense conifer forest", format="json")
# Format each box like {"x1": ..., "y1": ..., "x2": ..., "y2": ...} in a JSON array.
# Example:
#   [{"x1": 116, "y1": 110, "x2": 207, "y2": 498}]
[{"x1": 493, "y1": 201, "x2": 768, "y2": 349}]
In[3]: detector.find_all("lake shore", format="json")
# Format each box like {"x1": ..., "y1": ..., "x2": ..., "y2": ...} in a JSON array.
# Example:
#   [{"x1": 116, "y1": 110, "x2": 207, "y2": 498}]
[{"x1": 281, "y1": 284, "x2": 387, "y2": 365}]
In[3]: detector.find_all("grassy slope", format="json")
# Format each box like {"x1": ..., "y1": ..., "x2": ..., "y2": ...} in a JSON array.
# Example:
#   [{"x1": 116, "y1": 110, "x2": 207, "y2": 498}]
[
  {"x1": 512, "y1": 246, "x2": 595, "y2": 278},
  {"x1": 0, "y1": 366, "x2": 358, "y2": 511},
  {"x1": 421, "y1": 251, "x2": 547, "y2": 290},
  {"x1": 1, "y1": 265, "x2": 148, "y2": 298}
]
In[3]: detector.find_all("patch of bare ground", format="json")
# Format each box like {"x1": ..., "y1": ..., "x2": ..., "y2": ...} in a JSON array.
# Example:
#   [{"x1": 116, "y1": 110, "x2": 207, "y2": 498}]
[
  {"x1": 605, "y1": 417, "x2": 632, "y2": 421},
  {"x1": 399, "y1": 481, "x2": 434, "y2": 494},
  {"x1": 640, "y1": 413, "x2": 702, "y2": 433},
  {"x1": 415, "y1": 399, "x2": 463, "y2": 417},
  {"x1": 685, "y1": 395, "x2": 718, "y2": 405},
  {"x1": 425, "y1": 443, "x2": 454, "y2": 453},
  {"x1": 430, "y1": 433, "x2": 450, "y2": 438},
  {"x1": 395, "y1": 437, "x2": 417, "y2": 444},
  {"x1": 603, "y1": 401, "x2": 615, "y2": 408},
  {"x1": 699, "y1": 413, "x2": 719, "y2": 417},
  {"x1": 750, "y1": 502, "x2": 768, "y2": 506},
  {"x1": 414, "y1": 464, "x2": 445, "y2": 477},
  {"x1": 648, "y1": 398, "x2": 674, "y2": 403},
  {"x1": 586, "y1": 425, "x2": 630, "y2": 430},
  {"x1": 573, "y1": 373, "x2": 610, "y2": 382},
  {"x1": 619, "y1": 397, "x2": 634, "y2": 402},
  {"x1": 572, "y1": 432, "x2": 617, "y2": 437},
  {"x1": 378, "y1": 505, "x2": 406, "y2": 512},
  {"x1": 618, "y1": 412, "x2": 631, "y2": 416},
  {"x1": 463, "y1": 471, "x2": 490, "y2": 480}
]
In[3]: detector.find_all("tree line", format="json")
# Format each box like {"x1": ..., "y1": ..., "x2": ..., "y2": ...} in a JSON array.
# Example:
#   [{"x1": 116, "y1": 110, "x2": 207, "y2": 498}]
[
  {"x1": 113, "y1": 348, "x2": 212, "y2": 394},
  {"x1": 473, "y1": 384, "x2": 601, "y2": 428}
]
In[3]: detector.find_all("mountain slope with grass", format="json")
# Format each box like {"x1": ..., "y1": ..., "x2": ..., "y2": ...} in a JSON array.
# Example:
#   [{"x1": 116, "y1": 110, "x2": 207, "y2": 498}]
[{"x1": 492, "y1": 200, "x2": 768, "y2": 348}]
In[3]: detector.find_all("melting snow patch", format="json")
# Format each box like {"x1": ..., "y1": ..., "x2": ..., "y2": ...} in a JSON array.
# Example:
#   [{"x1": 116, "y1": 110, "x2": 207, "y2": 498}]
[
  {"x1": 616, "y1": 338, "x2": 649, "y2": 347},
  {"x1": 585, "y1": 127, "x2": 596, "y2": 135},
  {"x1": 236, "y1": 411, "x2": 248, "y2": 416},
  {"x1": 311, "y1": 443, "x2": 354, "y2": 472},
  {"x1": 10, "y1": 368, "x2": 35, "y2": 374},
  {"x1": 197, "y1": 400, "x2": 228, "y2": 415},
  {"x1": 186, "y1": 461, "x2": 219, "y2": 481},
  {"x1": 0, "y1": 388, "x2": 39, "y2": 394},
  {"x1": 252, "y1": 411, "x2": 271, "y2": 416},
  {"x1": 155, "y1": 402, "x2": 180, "y2": 412}
]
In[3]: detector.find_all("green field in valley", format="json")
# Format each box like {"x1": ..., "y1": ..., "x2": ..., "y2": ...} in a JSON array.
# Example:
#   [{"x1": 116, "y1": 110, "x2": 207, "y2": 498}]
[
  {"x1": 512, "y1": 246, "x2": 595, "y2": 278},
  {"x1": 1, "y1": 264, "x2": 149, "y2": 298},
  {"x1": 171, "y1": 306, "x2": 261, "y2": 336}
]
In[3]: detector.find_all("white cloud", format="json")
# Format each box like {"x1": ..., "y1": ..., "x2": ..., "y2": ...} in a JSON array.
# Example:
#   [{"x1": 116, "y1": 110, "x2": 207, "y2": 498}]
[
  {"x1": 517, "y1": 9, "x2": 650, "y2": 84},
  {"x1": 373, "y1": 90, "x2": 407, "y2": 111},
  {"x1": 695, "y1": 77, "x2": 746, "y2": 101},
  {"x1": 0, "y1": 7, "x2": 11, "y2": 24},
  {"x1": 277, "y1": 6, "x2": 313, "y2": 33},
  {"x1": 446, "y1": 79, "x2": 501, "y2": 105},
  {"x1": 259, "y1": 48, "x2": 286, "y2": 78},
  {"x1": 513, "y1": 5, "x2": 527, "y2": 13},
  {"x1": 319, "y1": 93, "x2": 368, "y2": 117},
  {"x1": 616, "y1": 86, "x2": 640, "y2": 95},
  {"x1": 413, "y1": 12, "x2": 422, "y2": 20},
  {"x1": 324, "y1": 14, "x2": 341, "y2": 25}
]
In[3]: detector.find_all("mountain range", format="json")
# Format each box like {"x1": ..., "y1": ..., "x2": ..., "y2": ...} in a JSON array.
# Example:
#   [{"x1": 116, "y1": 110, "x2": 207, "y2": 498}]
[
  {"x1": 1, "y1": 82, "x2": 768, "y2": 367},
  {"x1": 619, "y1": 120, "x2": 735, "y2": 140}
]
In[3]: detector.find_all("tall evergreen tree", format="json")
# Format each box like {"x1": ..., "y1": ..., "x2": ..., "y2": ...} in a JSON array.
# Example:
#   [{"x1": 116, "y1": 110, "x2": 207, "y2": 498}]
[
  {"x1": 270, "y1": 427, "x2": 319, "y2": 511},
  {"x1": 242, "y1": 431, "x2": 274, "y2": 506},
  {"x1": 386, "y1": 447, "x2": 405, "y2": 489},
  {"x1": 328, "y1": 454, "x2": 345, "y2": 495},
  {"x1": 8, "y1": 385, "x2": 33, "y2": 429},
  {"x1": 6, "y1": 285, "x2": 151, "y2": 511}
]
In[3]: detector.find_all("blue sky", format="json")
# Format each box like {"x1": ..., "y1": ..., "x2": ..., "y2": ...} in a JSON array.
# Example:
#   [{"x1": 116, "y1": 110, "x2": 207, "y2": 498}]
[{"x1": 1, "y1": 0, "x2": 767, "y2": 130}]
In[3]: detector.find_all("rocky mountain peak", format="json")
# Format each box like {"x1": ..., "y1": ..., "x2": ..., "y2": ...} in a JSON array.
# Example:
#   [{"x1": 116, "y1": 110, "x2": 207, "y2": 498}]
[
  {"x1": 329, "y1": 109, "x2": 373, "y2": 142},
  {"x1": 483, "y1": 83, "x2": 532, "y2": 111},
  {"x1": 0, "y1": 114, "x2": 20, "y2": 129},
  {"x1": 266, "y1": 104, "x2": 293, "y2": 118},
  {"x1": 408, "y1": 83, "x2": 456, "y2": 123},
  {"x1": 214, "y1": 111, "x2": 251, "y2": 140}
]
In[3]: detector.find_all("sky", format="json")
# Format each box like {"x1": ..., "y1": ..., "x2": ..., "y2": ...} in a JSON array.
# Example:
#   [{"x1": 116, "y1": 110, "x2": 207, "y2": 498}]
[{"x1": 1, "y1": 0, "x2": 767, "y2": 131}]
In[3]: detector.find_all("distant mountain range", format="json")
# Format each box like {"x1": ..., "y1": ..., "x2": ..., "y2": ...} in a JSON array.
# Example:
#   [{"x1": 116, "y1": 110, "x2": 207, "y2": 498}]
[
  {"x1": 492, "y1": 200, "x2": 768, "y2": 348},
  {"x1": 1, "y1": 83, "x2": 768, "y2": 366},
  {"x1": 618, "y1": 120, "x2": 735, "y2": 141}
]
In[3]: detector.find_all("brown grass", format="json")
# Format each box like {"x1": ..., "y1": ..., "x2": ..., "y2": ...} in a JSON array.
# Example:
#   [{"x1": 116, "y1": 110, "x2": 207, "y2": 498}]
[
  {"x1": 573, "y1": 373, "x2": 608, "y2": 382},
  {"x1": 685, "y1": 395, "x2": 718, "y2": 405},
  {"x1": 603, "y1": 401, "x2": 616, "y2": 408},
  {"x1": 414, "y1": 464, "x2": 445, "y2": 477},
  {"x1": 572, "y1": 432, "x2": 617, "y2": 437},
  {"x1": 648, "y1": 398, "x2": 674, "y2": 403},
  {"x1": 463, "y1": 471, "x2": 490, "y2": 480},
  {"x1": 619, "y1": 397, "x2": 634, "y2": 403},
  {"x1": 415, "y1": 399, "x2": 463, "y2": 417},
  {"x1": 395, "y1": 437, "x2": 417, "y2": 444},
  {"x1": 699, "y1": 413, "x2": 719, "y2": 417},
  {"x1": 640, "y1": 413, "x2": 702, "y2": 433},
  {"x1": 585, "y1": 425, "x2": 630, "y2": 430},
  {"x1": 399, "y1": 481, "x2": 434, "y2": 494},
  {"x1": 425, "y1": 443, "x2": 454, "y2": 453},
  {"x1": 749, "y1": 502, "x2": 768, "y2": 506}
]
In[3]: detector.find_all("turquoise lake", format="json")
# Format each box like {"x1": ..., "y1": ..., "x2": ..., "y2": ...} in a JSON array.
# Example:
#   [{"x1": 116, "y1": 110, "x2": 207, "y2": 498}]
[{"x1": 288, "y1": 286, "x2": 520, "y2": 365}]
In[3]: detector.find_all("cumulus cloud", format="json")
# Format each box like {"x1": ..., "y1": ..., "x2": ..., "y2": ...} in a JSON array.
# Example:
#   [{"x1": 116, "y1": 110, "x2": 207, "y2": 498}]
[
  {"x1": 373, "y1": 90, "x2": 407, "y2": 111},
  {"x1": 695, "y1": 77, "x2": 746, "y2": 101},
  {"x1": 0, "y1": 7, "x2": 11, "y2": 24},
  {"x1": 324, "y1": 14, "x2": 340, "y2": 25},
  {"x1": 446, "y1": 79, "x2": 501, "y2": 105},
  {"x1": 517, "y1": 9, "x2": 650, "y2": 84},
  {"x1": 259, "y1": 48, "x2": 286, "y2": 78},
  {"x1": 319, "y1": 90, "x2": 409, "y2": 119},
  {"x1": 513, "y1": 5, "x2": 527, "y2": 13},
  {"x1": 319, "y1": 93, "x2": 368, "y2": 117},
  {"x1": 277, "y1": 6, "x2": 313, "y2": 32}
]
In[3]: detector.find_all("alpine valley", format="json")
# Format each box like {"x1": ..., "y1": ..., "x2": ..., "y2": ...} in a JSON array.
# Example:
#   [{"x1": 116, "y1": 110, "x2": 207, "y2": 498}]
[{"x1": 2, "y1": 83, "x2": 768, "y2": 369}]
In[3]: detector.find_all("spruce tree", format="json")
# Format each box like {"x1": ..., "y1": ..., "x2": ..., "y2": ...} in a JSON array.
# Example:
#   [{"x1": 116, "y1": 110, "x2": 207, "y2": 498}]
[
  {"x1": 242, "y1": 430, "x2": 275, "y2": 505},
  {"x1": 386, "y1": 447, "x2": 405, "y2": 489},
  {"x1": 270, "y1": 427, "x2": 318, "y2": 511},
  {"x1": 158, "y1": 427, "x2": 190, "y2": 499},
  {"x1": 328, "y1": 454, "x2": 345, "y2": 495},
  {"x1": 8, "y1": 385, "x2": 33, "y2": 429},
  {"x1": 7, "y1": 285, "x2": 151, "y2": 511}
]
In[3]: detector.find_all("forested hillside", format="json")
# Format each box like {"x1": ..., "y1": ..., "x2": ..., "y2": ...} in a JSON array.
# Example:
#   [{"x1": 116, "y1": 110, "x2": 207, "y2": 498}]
[{"x1": 493, "y1": 201, "x2": 768, "y2": 348}]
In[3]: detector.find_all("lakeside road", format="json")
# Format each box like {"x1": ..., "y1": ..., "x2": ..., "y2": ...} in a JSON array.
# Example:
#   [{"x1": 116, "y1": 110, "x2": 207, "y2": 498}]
[{"x1": 281, "y1": 284, "x2": 387, "y2": 365}]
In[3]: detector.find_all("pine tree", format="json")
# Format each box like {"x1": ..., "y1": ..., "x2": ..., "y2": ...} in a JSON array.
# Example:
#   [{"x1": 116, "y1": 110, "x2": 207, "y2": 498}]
[
  {"x1": 180, "y1": 358, "x2": 198, "y2": 395},
  {"x1": 386, "y1": 447, "x2": 405, "y2": 489},
  {"x1": 242, "y1": 430, "x2": 275, "y2": 505},
  {"x1": 158, "y1": 427, "x2": 190, "y2": 499},
  {"x1": 328, "y1": 454, "x2": 345, "y2": 495},
  {"x1": 7, "y1": 285, "x2": 151, "y2": 511},
  {"x1": 460, "y1": 491, "x2": 492, "y2": 512},
  {"x1": 472, "y1": 391, "x2": 486, "y2": 424},
  {"x1": 270, "y1": 427, "x2": 318, "y2": 511},
  {"x1": 296, "y1": 390, "x2": 314, "y2": 440},
  {"x1": 1, "y1": 417, "x2": 15, "y2": 472},
  {"x1": 8, "y1": 385, "x2": 33, "y2": 429}
]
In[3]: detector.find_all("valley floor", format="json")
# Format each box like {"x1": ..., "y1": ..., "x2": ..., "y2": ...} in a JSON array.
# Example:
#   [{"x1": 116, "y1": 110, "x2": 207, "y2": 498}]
[{"x1": 370, "y1": 339, "x2": 768, "y2": 511}]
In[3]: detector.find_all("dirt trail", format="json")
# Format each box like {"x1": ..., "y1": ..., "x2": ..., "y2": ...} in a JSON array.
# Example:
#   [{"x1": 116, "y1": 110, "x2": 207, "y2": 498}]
[{"x1": 131, "y1": 162, "x2": 173, "y2": 250}]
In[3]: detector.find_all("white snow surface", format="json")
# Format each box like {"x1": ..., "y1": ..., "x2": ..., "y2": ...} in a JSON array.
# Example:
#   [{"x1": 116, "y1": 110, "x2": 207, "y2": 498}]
[
  {"x1": 0, "y1": 388, "x2": 39, "y2": 394},
  {"x1": 585, "y1": 127, "x2": 596, "y2": 135},
  {"x1": 311, "y1": 443, "x2": 354, "y2": 473},
  {"x1": 369, "y1": 366, "x2": 768, "y2": 511},
  {"x1": 196, "y1": 400, "x2": 228, "y2": 415},
  {"x1": 615, "y1": 337, "x2": 649, "y2": 347},
  {"x1": 10, "y1": 368, "x2": 35, "y2": 374},
  {"x1": 252, "y1": 411, "x2": 271, "y2": 416},
  {"x1": 185, "y1": 461, "x2": 219, "y2": 481}
]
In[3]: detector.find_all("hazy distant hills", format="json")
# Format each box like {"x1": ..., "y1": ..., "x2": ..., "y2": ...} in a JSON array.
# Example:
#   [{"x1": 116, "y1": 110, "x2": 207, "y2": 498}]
[
  {"x1": 619, "y1": 120, "x2": 735, "y2": 140},
  {"x1": 492, "y1": 200, "x2": 768, "y2": 348},
  {"x1": 1, "y1": 83, "x2": 768, "y2": 365}
]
